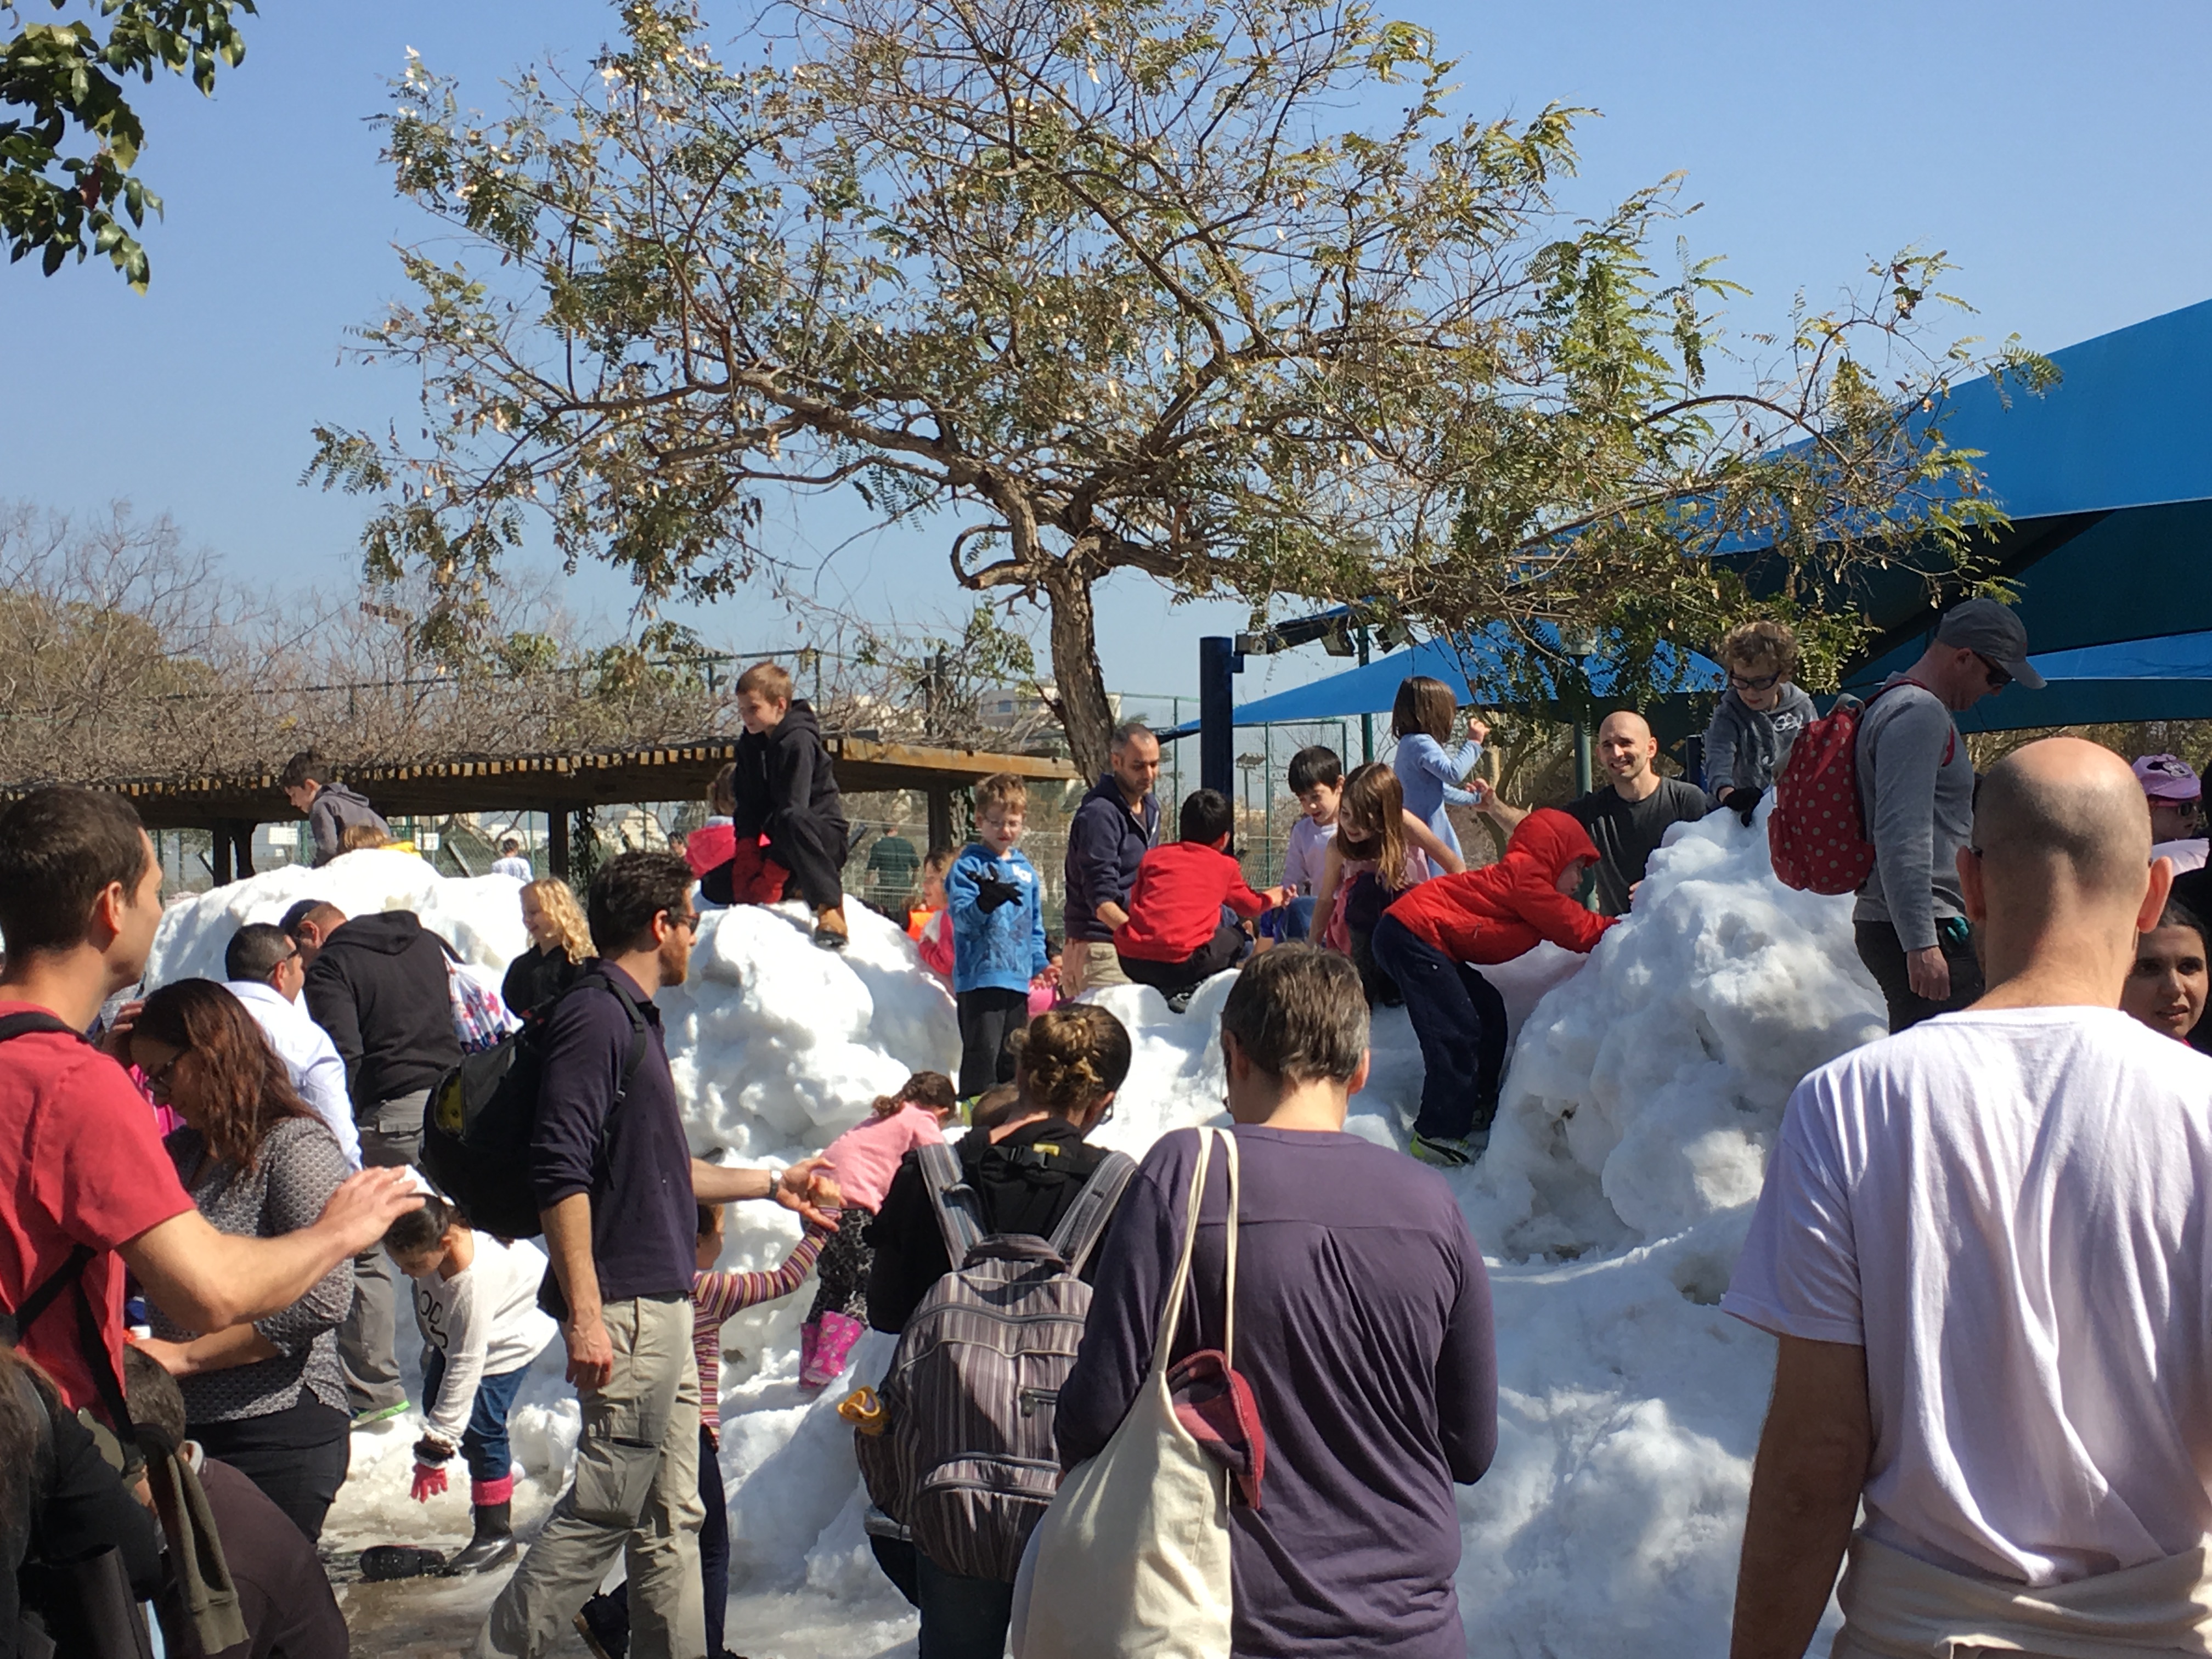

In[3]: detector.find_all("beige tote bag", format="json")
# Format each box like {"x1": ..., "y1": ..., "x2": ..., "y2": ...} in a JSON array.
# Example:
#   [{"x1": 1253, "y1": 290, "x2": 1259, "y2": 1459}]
[{"x1": 1013, "y1": 1127, "x2": 1239, "y2": 1659}]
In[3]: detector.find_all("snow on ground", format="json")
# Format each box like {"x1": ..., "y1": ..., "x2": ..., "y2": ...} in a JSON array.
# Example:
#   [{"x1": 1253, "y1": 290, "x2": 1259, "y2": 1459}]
[{"x1": 151, "y1": 805, "x2": 1887, "y2": 1657}]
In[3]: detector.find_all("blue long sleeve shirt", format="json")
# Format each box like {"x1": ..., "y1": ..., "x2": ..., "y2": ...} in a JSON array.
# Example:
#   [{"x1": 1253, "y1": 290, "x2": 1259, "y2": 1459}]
[
  {"x1": 947, "y1": 843, "x2": 1049, "y2": 995},
  {"x1": 1393, "y1": 735, "x2": 1482, "y2": 859}
]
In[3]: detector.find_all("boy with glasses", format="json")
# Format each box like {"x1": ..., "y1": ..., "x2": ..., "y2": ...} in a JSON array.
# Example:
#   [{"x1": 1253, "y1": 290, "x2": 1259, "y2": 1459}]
[{"x1": 1703, "y1": 619, "x2": 1817, "y2": 826}]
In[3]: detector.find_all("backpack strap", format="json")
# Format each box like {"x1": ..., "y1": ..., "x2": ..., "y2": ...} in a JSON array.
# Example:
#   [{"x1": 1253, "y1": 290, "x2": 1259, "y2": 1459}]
[
  {"x1": 1047, "y1": 1149, "x2": 1138, "y2": 1276},
  {"x1": 916, "y1": 1142, "x2": 984, "y2": 1266},
  {"x1": 0, "y1": 1012, "x2": 83, "y2": 1046},
  {"x1": 561, "y1": 972, "x2": 650, "y2": 1104}
]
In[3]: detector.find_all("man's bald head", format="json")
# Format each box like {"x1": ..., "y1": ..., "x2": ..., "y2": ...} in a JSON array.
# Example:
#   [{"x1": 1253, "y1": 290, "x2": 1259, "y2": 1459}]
[
  {"x1": 1596, "y1": 710, "x2": 1652, "y2": 746},
  {"x1": 1973, "y1": 738, "x2": 2152, "y2": 903}
]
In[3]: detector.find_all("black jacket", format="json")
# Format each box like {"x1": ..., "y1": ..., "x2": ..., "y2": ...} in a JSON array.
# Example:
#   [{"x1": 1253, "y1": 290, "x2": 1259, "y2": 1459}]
[
  {"x1": 500, "y1": 945, "x2": 582, "y2": 1021},
  {"x1": 1063, "y1": 773, "x2": 1159, "y2": 943},
  {"x1": 864, "y1": 1118, "x2": 1113, "y2": 1334},
  {"x1": 729, "y1": 701, "x2": 848, "y2": 841},
  {"x1": 302, "y1": 910, "x2": 461, "y2": 1110}
]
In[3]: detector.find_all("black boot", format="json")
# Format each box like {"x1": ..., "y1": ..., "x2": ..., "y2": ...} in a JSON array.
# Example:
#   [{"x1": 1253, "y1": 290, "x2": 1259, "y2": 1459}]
[{"x1": 443, "y1": 1500, "x2": 518, "y2": 1575}]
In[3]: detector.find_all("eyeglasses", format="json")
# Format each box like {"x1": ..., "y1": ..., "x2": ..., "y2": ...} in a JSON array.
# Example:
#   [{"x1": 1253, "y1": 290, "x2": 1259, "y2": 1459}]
[
  {"x1": 663, "y1": 910, "x2": 700, "y2": 935},
  {"x1": 1728, "y1": 670, "x2": 1781, "y2": 691},
  {"x1": 144, "y1": 1050, "x2": 187, "y2": 1097},
  {"x1": 1974, "y1": 653, "x2": 2012, "y2": 692}
]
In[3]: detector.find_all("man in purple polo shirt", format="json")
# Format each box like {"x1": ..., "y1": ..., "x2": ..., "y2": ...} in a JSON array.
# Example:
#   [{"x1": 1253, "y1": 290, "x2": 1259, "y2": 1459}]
[
  {"x1": 476, "y1": 851, "x2": 835, "y2": 1659},
  {"x1": 1058, "y1": 945, "x2": 1498, "y2": 1656}
]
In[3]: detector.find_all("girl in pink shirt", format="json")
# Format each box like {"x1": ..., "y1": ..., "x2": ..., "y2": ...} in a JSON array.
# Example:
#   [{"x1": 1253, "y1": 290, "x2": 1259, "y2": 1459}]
[{"x1": 799, "y1": 1070, "x2": 960, "y2": 1387}]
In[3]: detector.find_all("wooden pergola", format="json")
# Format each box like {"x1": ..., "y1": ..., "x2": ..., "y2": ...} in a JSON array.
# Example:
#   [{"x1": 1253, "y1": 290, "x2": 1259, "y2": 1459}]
[{"x1": 32, "y1": 734, "x2": 1078, "y2": 881}]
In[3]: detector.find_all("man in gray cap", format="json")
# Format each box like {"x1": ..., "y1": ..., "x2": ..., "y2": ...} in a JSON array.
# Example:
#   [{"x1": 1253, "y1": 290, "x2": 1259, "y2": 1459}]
[{"x1": 1855, "y1": 596, "x2": 2043, "y2": 1030}]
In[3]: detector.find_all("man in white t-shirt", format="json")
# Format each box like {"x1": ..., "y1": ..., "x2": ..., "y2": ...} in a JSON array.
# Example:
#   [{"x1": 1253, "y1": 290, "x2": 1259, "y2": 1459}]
[{"x1": 1725, "y1": 737, "x2": 2212, "y2": 1659}]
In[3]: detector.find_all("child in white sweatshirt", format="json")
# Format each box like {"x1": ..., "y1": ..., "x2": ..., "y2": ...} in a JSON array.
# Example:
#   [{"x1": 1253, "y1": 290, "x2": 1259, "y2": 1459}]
[{"x1": 383, "y1": 1193, "x2": 558, "y2": 1575}]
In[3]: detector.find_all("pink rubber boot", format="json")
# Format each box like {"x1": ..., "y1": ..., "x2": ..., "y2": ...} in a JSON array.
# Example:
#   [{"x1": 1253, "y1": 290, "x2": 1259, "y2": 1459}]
[
  {"x1": 798, "y1": 1320, "x2": 821, "y2": 1386},
  {"x1": 803, "y1": 1311, "x2": 864, "y2": 1389}
]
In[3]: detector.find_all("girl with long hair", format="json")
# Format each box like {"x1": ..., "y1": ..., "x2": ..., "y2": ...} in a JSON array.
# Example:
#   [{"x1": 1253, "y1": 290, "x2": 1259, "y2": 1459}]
[
  {"x1": 501, "y1": 877, "x2": 591, "y2": 1018},
  {"x1": 129, "y1": 978, "x2": 357, "y2": 1542},
  {"x1": 1307, "y1": 763, "x2": 1464, "y2": 1003}
]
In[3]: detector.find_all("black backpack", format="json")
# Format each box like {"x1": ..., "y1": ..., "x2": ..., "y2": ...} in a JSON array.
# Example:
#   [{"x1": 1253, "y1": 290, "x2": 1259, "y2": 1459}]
[{"x1": 419, "y1": 972, "x2": 648, "y2": 1238}]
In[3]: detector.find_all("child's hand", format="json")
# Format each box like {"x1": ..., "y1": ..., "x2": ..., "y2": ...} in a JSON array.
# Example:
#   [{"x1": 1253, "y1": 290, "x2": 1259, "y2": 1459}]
[
  {"x1": 1467, "y1": 715, "x2": 1491, "y2": 745},
  {"x1": 1467, "y1": 777, "x2": 1494, "y2": 809},
  {"x1": 1262, "y1": 886, "x2": 1289, "y2": 908}
]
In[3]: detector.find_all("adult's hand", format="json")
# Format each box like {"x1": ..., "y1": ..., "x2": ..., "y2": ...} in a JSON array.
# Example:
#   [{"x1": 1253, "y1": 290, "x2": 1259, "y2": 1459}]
[
  {"x1": 777, "y1": 1158, "x2": 842, "y2": 1227},
  {"x1": 315, "y1": 1167, "x2": 426, "y2": 1257},
  {"x1": 99, "y1": 998, "x2": 144, "y2": 1065},
  {"x1": 564, "y1": 1314, "x2": 614, "y2": 1393},
  {"x1": 1906, "y1": 945, "x2": 1951, "y2": 1002}
]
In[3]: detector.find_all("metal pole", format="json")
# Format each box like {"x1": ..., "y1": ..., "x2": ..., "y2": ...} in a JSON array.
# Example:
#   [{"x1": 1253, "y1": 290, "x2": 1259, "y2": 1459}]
[
  {"x1": 1358, "y1": 626, "x2": 1374, "y2": 765},
  {"x1": 1200, "y1": 637, "x2": 1240, "y2": 797},
  {"x1": 1574, "y1": 721, "x2": 1593, "y2": 797}
]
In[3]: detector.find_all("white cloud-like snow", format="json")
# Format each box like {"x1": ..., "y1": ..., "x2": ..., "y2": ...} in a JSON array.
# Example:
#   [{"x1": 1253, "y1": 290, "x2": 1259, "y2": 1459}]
[{"x1": 152, "y1": 806, "x2": 1885, "y2": 1656}]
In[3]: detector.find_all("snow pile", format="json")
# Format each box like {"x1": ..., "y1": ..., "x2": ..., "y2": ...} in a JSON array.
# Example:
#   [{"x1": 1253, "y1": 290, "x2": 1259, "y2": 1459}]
[{"x1": 162, "y1": 808, "x2": 1888, "y2": 1656}]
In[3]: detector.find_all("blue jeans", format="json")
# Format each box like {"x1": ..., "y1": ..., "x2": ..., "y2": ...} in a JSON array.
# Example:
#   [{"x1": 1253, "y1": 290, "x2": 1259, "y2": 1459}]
[
  {"x1": 1256, "y1": 895, "x2": 1317, "y2": 941},
  {"x1": 916, "y1": 1552, "x2": 1015, "y2": 1659},
  {"x1": 422, "y1": 1352, "x2": 530, "y2": 1486},
  {"x1": 1370, "y1": 913, "x2": 1507, "y2": 1142}
]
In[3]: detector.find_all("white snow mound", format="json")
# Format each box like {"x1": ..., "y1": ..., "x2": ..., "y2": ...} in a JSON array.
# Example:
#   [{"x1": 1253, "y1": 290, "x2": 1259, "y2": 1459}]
[{"x1": 165, "y1": 808, "x2": 1886, "y2": 1657}]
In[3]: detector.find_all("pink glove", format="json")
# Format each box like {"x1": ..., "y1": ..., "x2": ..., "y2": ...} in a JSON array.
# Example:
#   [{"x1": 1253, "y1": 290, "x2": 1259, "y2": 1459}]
[{"x1": 410, "y1": 1462, "x2": 449, "y2": 1503}]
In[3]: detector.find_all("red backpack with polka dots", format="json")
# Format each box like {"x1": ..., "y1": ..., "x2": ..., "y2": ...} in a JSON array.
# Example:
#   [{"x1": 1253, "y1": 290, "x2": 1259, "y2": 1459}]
[{"x1": 1768, "y1": 681, "x2": 1952, "y2": 894}]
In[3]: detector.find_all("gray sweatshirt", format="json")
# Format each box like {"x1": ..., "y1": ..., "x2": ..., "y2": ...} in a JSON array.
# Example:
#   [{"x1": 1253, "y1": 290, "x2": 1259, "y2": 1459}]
[
  {"x1": 1702, "y1": 683, "x2": 1816, "y2": 795},
  {"x1": 1852, "y1": 678, "x2": 1972, "y2": 952},
  {"x1": 306, "y1": 780, "x2": 390, "y2": 865}
]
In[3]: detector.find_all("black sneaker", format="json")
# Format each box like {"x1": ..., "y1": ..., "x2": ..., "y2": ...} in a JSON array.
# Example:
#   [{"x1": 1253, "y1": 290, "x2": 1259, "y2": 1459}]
[
  {"x1": 574, "y1": 1594, "x2": 629, "y2": 1659},
  {"x1": 358, "y1": 1545, "x2": 445, "y2": 1582}
]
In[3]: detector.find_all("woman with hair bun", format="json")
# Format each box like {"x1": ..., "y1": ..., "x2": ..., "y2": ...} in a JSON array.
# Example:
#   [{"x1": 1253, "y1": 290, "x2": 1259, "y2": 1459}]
[{"x1": 128, "y1": 978, "x2": 356, "y2": 1542}]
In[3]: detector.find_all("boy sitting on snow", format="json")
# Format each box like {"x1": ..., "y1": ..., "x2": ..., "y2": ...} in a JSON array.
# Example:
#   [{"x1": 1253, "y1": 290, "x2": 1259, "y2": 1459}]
[
  {"x1": 1114, "y1": 788, "x2": 1285, "y2": 1010},
  {"x1": 702, "y1": 661, "x2": 851, "y2": 949},
  {"x1": 1369, "y1": 809, "x2": 1615, "y2": 1166}
]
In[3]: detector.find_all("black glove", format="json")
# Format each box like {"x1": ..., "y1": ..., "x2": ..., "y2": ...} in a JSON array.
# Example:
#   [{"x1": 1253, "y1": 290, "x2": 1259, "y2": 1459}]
[
  {"x1": 412, "y1": 1435, "x2": 453, "y2": 1466},
  {"x1": 975, "y1": 873, "x2": 1022, "y2": 913},
  {"x1": 1719, "y1": 786, "x2": 1762, "y2": 827}
]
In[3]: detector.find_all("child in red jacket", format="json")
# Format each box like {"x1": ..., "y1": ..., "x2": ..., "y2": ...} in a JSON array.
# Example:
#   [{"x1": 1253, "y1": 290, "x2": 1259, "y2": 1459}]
[
  {"x1": 1372, "y1": 808, "x2": 1616, "y2": 1166},
  {"x1": 1114, "y1": 789, "x2": 1286, "y2": 1008}
]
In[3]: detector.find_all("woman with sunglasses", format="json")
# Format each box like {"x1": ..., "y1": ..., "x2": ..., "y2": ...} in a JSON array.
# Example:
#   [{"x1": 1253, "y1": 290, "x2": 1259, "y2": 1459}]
[
  {"x1": 129, "y1": 978, "x2": 358, "y2": 1543},
  {"x1": 1703, "y1": 619, "x2": 1816, "y2": 826}
]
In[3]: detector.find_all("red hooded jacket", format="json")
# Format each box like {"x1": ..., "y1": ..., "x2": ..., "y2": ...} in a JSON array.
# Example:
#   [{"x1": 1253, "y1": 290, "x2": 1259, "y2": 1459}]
[{"x1": 1385, "y1": 809, "x2": 1616, "y2": 964}]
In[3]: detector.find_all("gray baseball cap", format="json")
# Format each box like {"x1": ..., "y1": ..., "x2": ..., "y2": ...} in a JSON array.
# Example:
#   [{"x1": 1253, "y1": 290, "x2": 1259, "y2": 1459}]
[{"x1": 1935, "y1": 596, "x2": 2044, "y2": 690}]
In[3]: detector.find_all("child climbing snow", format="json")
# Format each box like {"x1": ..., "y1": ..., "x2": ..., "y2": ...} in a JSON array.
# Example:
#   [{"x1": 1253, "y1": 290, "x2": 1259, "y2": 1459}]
[
  {"x1": 800, "y1": 1070, "x2": 961, "y2": 1390},
  {"x1": 1307, "y1": 761, "x2": 1464, "y2": 1005},
  {"x1": 1114, "y1": 788, "x2": 1286, "y2": 1008},
  {"x1": 578, "y1": 1198, "x2": 832, "y2": 1659},
  {"x1": 1370, "y1": 808, "x2": 1615, "y2": 1166},
  {"x1": 1390, "y1": 675, "x2": 1489, "y2": 859},
  {"x1": 1703, "y1": 619, "x2": 1816, "y2": 824},
  {"x1": 385, "y1": 1194, "x2": 560, "y2": 1575}
]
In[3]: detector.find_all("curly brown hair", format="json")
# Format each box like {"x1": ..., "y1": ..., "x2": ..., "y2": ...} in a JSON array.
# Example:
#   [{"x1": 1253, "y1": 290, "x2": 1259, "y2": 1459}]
[
  {"x1": 871, "y1": 1069, "x2": 959, "y2": 1118},
  {"x1": 136, "y1": 979, "x2": 315, "y2": 1173},
  {"x1": 1012, "y1": 1005, "x2": 1132, "y2": 1117}
]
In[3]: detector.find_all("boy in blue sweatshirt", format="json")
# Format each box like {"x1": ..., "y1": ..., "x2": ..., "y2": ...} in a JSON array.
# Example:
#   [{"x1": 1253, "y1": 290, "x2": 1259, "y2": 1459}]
[{"x1": 948, "y1": 773, "x2": 1052, "y2": 1097}]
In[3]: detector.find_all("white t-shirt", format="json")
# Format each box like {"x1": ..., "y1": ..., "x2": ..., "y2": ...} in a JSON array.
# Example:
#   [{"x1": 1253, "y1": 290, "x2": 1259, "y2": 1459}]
[
  {"x1": 412, "y1": 1235, "x2": 558, "y2": 1448},
  {"x1": 491, "y1": 855, "x2": 534, "y2": 882},
  {"x1": 1724, "y1": 1007, "x2": 2212, "y2": 1586},
  {"x1": 2153, "y1": 838, "x2": 2209, "y2": 874},
  {"x1": 1280, "y1": 816, "x2": 1339, "y2": 895}
]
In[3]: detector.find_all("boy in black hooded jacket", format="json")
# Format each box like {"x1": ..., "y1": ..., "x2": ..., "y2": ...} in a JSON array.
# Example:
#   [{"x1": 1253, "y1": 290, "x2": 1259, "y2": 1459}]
[{"x1": 705, "y1": 661, "x2": 854, "y2": 949}]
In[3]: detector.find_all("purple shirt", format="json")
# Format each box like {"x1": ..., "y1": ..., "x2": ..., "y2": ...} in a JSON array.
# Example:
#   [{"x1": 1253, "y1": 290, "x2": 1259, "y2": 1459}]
[
  {"x1": 1057, "y1": 1125, "x2": 1497, "y2": 1658},
  {"x1": 529, "y1": 962, "x2": 695, "y2": 1305}
]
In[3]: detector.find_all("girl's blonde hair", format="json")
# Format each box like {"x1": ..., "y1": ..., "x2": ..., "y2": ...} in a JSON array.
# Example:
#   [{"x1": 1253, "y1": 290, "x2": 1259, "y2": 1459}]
[
  {"x1": 870, "y1": 1069, "x2": 958, "y2": 1119},
  {"x1": 522, "y1": 877, "x2": 593, "y2": 963},
  {"x1": 1335, "y1": 762, "x2": 1413, "y2": 888}
]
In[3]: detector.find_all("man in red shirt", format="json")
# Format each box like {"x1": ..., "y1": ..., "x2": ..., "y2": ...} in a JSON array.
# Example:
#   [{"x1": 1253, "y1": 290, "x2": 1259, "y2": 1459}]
[
  {"x1": 1114, "y1": 789, "x2": 1286, "y2": 1007},
  {"x1": 0, "y1": 788, "x2": 423, "y2": 1422}
]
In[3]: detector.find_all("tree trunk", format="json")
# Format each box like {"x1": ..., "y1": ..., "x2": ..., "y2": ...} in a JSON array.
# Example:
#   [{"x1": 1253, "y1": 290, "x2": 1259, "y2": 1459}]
[{"x1": 1042, "y1": 565, "x2": 1116, "y2": 782}]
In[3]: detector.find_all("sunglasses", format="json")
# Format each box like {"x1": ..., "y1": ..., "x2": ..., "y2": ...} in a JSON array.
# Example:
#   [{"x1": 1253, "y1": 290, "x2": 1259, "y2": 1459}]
[{"x1": 1973, "y1": 653, "x2": 2013, "y2": 692}]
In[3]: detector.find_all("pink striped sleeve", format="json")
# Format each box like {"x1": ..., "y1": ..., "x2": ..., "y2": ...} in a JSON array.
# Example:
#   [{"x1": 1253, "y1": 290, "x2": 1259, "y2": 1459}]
[{"x1": 692, "y1": 1227, "x2": 826, "y2": 1324}]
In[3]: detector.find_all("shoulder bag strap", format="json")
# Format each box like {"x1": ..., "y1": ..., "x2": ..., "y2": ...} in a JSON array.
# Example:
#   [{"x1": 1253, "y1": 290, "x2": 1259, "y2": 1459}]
[
  {"x1": 1145, "y1": 1131, "x2": 1214, "y2": 1381},
  {"x1": 1046, "y1": 1149, "x2": 1138, "y2": 1275},
  {"x1": 1214, "y1": 1128, "x2": 1240, "y2": 1374},
  {"x1": 917, "y1": 1142, "x2": 984, "y2": 1265}
]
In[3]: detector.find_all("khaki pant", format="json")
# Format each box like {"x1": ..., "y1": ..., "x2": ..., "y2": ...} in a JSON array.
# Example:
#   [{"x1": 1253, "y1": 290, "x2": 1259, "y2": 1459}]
[
  {"x1": 475, "y1": 1296, "x2": 706, "y2": 1659},
  {"x1": 1064, "y1": 940, "x2": 1130, "y2": 998},
  {"x1": 1831, "y1": 1531, "x2": 2212, "y2": 1659}
]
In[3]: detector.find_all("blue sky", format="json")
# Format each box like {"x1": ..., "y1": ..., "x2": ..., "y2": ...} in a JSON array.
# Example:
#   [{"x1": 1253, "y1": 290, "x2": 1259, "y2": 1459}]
[{"x1": 6, "y1": 0, "x2": 2209, "y2": 701}]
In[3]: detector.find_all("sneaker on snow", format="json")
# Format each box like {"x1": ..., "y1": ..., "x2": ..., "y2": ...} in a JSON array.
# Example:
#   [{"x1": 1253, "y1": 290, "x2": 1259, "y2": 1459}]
[
  {"x1": 1408, "y1": 1133, "x2": 1471, "y2": 1167},
  {"x1": 350, "y1": 1399, "x2": 411, "y2": 1429},
  {"x1": 812, "y1": 905, "x2": 850, "y2": 951},
  {"x1": 574, "y1": 1597, "x2": 627, "y2": 1659},
  {"x1": 1164, "y1": 987, "x2": 1197, "y2": 1014},
  {"x1": 358, "y1": 1544, "x2": 444, "y2": 1581}
]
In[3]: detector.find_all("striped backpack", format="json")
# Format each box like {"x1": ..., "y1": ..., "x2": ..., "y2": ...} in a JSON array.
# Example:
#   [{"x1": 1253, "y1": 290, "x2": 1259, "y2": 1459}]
[
  {"x1": 855, "y1": 1141, "x2": 1137, "y2": 1582},
  {"x1": 1768, "y1": 680, "x2": 1953, "y2": 894}
]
